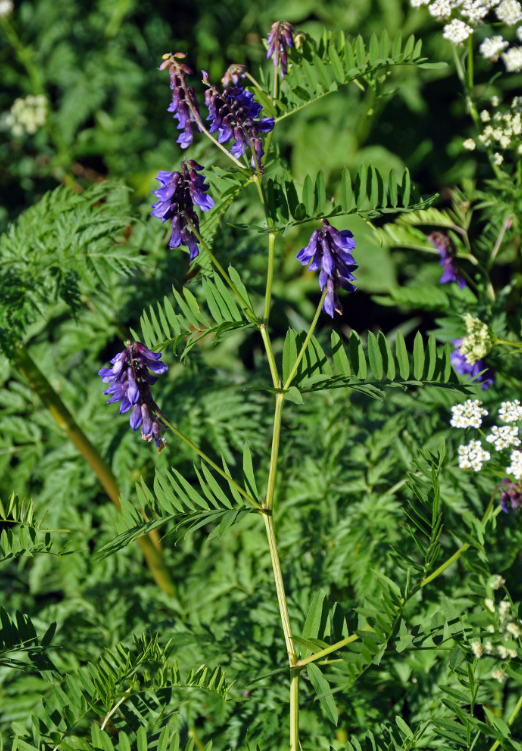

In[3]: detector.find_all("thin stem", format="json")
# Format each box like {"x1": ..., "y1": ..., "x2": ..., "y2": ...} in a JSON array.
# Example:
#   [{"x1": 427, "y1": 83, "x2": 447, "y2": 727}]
[
  {"x1": 265, "y1": 393, "x2": 284, "y2": 510},
  {"x1": 13, "y1": 346, "x2": 176, "y2": 597},
  {"x1": 101, "y1": 691, "x2": 130, "y2": 730},
  {"x1": 490, "y1": 215, "x2": 513, "y2": 263},
  {"x1": 263, "y1": 513, "x2": 299, "y2": 751},
  {"x1": 488, "y1": 693, "x2": 522, "y2": 751},
  {"x1": 184, "y1": 214, "x2": 257, "y2": 319},
  {"x1": 283, "y1": 288, "x2": 327, "y2": 390},
  {"x1": 263, "y1": 232, "x2": 277, "y2": 322},
  {"x1": 467, "y1": 34, "x2": 474, "y2": 93},
  {"x1": 497, "y1": 340, "x2": 522, "y2": 349},
  {"x1": 156, "y1": 412, "x2": 261, "y2": 509},
  {"x1": 260, "y1": 324, "x2": 280, "y2": 389},
  {"x1": 295, "y1": 626, "x2": 373, "y2": 668}
]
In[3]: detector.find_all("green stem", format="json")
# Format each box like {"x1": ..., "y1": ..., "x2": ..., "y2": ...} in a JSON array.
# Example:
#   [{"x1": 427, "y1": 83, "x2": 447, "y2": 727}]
[
  {"x1": 263, "y1": 232, "x2": 277, "y2": 323},
  {"x1": 283, "y1": 288, "x2": 327, "y2": 390},
  {"x1": 265, "y1": 393, "x2": 284, "y2": 510},
  {"x1": 295, "y1": 626, "x2": 373, "y2": 668},
  {"x1": 490, "y1": 215, "x2": 513, "y2": 264},
  {"x1": 263, "y1": 513, "x2": 299, "y2": 751},
  {"x1": 260, "y1": 324, "x2": 280, "y2": 389},
  {"x1": 13, "y1": 345, "x2": 176, "y2": 597},
  {"x1": 497, "y1": 340, "x2": 522, "y2": 349},
  {"x1": 156, "y1": 412, "x2": 261, "y2": 509}
]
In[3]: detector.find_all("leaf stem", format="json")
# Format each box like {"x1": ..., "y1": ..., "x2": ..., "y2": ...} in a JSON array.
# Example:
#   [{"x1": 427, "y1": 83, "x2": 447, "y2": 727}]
[
  {"x1": 283, "y1": 288, "x2": 327, "y2": 390},
  {"x1": 295, "y1": 626, "x2": 373, "y2": 668},
  {"x1": 183, "y1": 214, "x2": 257, "y2": 319},
  {"x1": 156, "y1": 411, "x2": 261, "y2": 509},
  {"x1": 13, "y1": 345, "x2": 176, "y2": 597}
]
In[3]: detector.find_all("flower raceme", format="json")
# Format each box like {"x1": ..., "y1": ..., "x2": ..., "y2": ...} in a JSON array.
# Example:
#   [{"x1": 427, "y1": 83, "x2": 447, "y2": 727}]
[
  {"x1": 159, "y1": 52, "x2": 201, "y2": 149},
  {"x1": 428, "y1": 231, "x2": 466, "y2": 288},
  {"x1": 266, "y1": 21, "x2": 295, "y2": 77},
  {"x1": 99, "y1": 342, "x2": 168, "y2": 452},
  {"x1": 151, "y1": 161, "x2": 214, "y2": 260},
  {"x1": 202, "y1": 72, "x2": 275, "y2": 169},
  {"x1": 297, "y1": 220, "x2": 357, "y2": 317}
]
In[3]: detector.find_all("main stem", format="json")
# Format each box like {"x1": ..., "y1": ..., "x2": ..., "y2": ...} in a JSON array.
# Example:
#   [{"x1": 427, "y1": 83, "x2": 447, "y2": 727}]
[{"x1": 13, "y1": 345, "x2": 176, "y2": 597}]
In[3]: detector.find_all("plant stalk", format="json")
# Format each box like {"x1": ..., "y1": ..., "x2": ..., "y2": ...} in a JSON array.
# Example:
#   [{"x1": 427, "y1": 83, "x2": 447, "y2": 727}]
[
  {"x1": 263, "y1": 232, "x2": 277, "y2": 322},
  {"x1": 284, "y1": 288, "x2": 327, "y2": 390},
  {"x1": 13, "y1": 345, "x2": 176, "y2": 597}
]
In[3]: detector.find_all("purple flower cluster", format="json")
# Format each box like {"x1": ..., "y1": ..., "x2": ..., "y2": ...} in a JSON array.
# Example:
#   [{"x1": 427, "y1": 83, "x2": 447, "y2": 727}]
[
  {"x1": 500, "y1": 478, "x2": 522, "y2": 513},
  {"x1": 99, "y1": 341, "x2": 168, "y2": 452},
  {"x1": 266, "y1": 21, "x2": 294, "y2": 77},
  {"x1": 297, "y1": 220, "x2": 357, "y2": 317},
  {"x1": 159, "y1": 53, "x2": 201, "y2": 149},
  {"x1": 151, "y1": 161, "x2": 214, "y2": 260},
  {"x1": 451, "y1": 339, "x2": 495, "y2": 390},
  {"x1": 428, "y1": 232, "x2": 466, "y2": 289},
  {"x1": 202, "y1": 72, "x2": 275, "y2": 169}
]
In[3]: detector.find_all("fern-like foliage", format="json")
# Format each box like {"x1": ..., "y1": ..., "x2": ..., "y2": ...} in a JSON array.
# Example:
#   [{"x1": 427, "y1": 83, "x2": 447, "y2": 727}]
[
  {"x1": 0, "y1": 493, "x2": 70, "y2": 562},
  {"x1": 10, "y1": 632, "x2": 232, "y2": 751},
  {"x1": 0, "y1": 182, "x2": 140, "y2": 352},
  {"x1": 98, "y1": 449, "x2": 256, "y2": 559},
  {"x1": 0, "y1": 608, "x2": 58, "y2": 672}
]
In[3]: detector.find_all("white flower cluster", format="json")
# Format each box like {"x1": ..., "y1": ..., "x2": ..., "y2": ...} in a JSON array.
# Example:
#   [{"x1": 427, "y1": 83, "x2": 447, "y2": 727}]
[
  {"x1": 506, "y1": 449, "x2": 522, "y2": 479},
  {"x1": 458, "y1": 314, "x2": 494, "y2": 365},
  {"x1": 499, "y1": 400, "x2": 522, "y2": 422},
  {"x1": 477, "y1": 597, "x2": 521, "y2": 678},
  {"x1": 450, "y1": 399, "x2": 488, "y2": 428},
  {"x1": 486, "y1": 425, "x2": 521, "y2": 449},
  {"x1": 0, "y1": 0, "x2": 13, "y2": 16},
  {"x1": 4, "y1": 95, "x2": 47, "y2": 137},
  {"x1": 411, "y1": 0, "x2": 522, "y2": 73},
  {"x1": 458, "y1": 439, "x2": 491, "y2": 470}
]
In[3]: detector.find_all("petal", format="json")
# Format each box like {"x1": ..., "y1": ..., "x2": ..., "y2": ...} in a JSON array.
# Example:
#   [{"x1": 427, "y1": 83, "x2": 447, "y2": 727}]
[
  {"x1": 129, "y1": 403, "x2": 143, "y2": 430},
  {"x1": 134, "y1": 342, "x2": 162, "y2": 360}
]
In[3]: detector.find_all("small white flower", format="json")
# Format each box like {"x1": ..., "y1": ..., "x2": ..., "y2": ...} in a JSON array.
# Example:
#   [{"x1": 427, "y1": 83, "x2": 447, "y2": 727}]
[
  {"x1": 486, "y1": 598, "x2": 496, "y2": 613},
  {"x1": 491, "y1": 95, "x2": 501, "y2": 107},
  {"x1": 480, "y1": 109, "x2": 491, "y2": 122},
  {"x1": 471, "y1": 640, "x2": 484, "y2": 657},
  {"x1": 507, "y1": 621, "x2": 521, "y2": 637},
  {"x1": 486, "y1": 425, "x2": 521, "y2": 450},
  {"x1": 0, "y1": 0, "x2": 13, "y2": 16},
  {"x1": 507, "y1": 449, "x2": 522, "y2": 479},
  {"x1": 459, "y1": 440, "x2": 491, "y2": 471},
  {"x1": 499, "y1": 400, "x2": 522, "y2": 423},
  {"x1": 498, "y1": 645, "x2": 510, "y2": 658},
  {"x1": 493, "y1": 151, "x2": 504, "y2": 165},
  {"x1": 508, "y1": 648, "x2": 518, "y2": 658},
  {"x1": 499, "y1": 600, "x2": 511, "y2": 623},
  {"x1": 430, "y1": 0, "x2": 453, "y2": 18},
  {"x1": 451, "y1": 399, "x2": 488, "y2": 428},
  {"x1": 443, "y1": 18, "x2": 474, "y2": 42},
  {"x1": 411, "y1": 0, "x2": 431, "y2": 5},
  {"x1": 462, "y1": 0, "x2": 490, "y2": 21},
  {"x1": 491, "y1": 574, "x2": 506, "y2": 589},
  {"x1": 493, "y1": 668, "x2": 507, "y2": 683},
  {"x1": 518, "y1": 26, "x2": 522, "y2": 40},
  {"x1": 463, "y1": 138, "x2": 476, "y2": 150},
  {"x1": 487, "y1": 624, "x2": 496, "y2": 633},
  {"x1": 496, "y1": 0, "x2": 522, "y2": 24},
  {"x1": 502, "y1": 46, "x2": 522, "y2": 72},
  {"x1": 485, "y1": 639, "x2": 494, "y2": 653}
]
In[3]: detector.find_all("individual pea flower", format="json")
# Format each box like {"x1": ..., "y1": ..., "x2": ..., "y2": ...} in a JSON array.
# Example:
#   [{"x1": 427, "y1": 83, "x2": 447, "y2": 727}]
[
  {"x1": 98, "y1": 341, "x2": 168, "y2": 452},
  {"x1": 506, "y1": 621, "x2": 521, "y2": 637},
  {"x1": 266, "y1": 21, "x2": 294, "y2": 77},
  {"x1": 151, "y1": 160, "x2": 214, "y2": 260},
  {"x1": 222, "y1": 64, "x2": 247, "y2": 87},
  {"x1": 450, "y1": 399, "x2": 488, "y2": 428},
  {"x1": 451, "y1": 340, "x2": 495, "y2": 390},
  {"x1": 159, "y1": 52, "x2": 201, "y2": 149},
  {"x1": 471, "y1": 640, "x2": 484, "y2": 657},
  {"x1": 499, "y1": 400, "x2": 522, "y2": 423},
  {"x1": 506, "y1": 450, "x2": 522, "y2": 480},
  {"x1": 491, "y1": 574, "x2": 506, "y2": 589},
  {"x1": 486, "y1": 425, "x2": 521, "y2": 450},
  {"x1": 458, "y1": 439, "x2": 491, "y2": 471},
  {"x1": 428, "y1": 231, "x2": 466, "y2": 288},
  {"x1": 202, "y1": 72, "x2": 275, "y2": 169},
  {"x1": 296, "y1": 219, "x2": 357, "y2": 317}
]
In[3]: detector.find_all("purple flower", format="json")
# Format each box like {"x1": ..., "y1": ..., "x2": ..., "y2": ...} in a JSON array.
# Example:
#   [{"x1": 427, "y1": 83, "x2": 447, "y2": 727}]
[
  {"x1": 428, "y1": 231, "x2": 466, "y2": 289},
  {"x1": 266, "y1": 21, "x2": 294, "y2": 77},
  {"x1": 99, "y1": 341, "x2": 168, "y2": 452},
  {"x1": 500, "y1": 478, "x2": 522, "y2": 512},
  {"x1": 159, "y1": 52, "x2": 201, "y2": 149},
  {"x1": 451, "y1": 339, "x2": 495, "y2": 390},
  {"x1": 202, "y1": 72, "x2": 275, "y2": 170},
  {"x1": 151, "y1": 160, "x2": 214, "y2": 260},
  {"x1": 297, "y1": 220, "x2": 357, "y2": 317}
]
